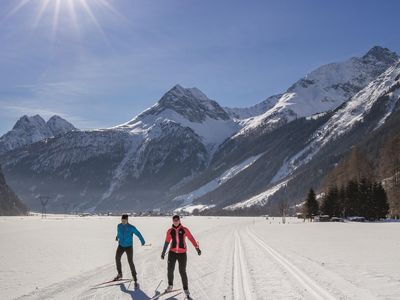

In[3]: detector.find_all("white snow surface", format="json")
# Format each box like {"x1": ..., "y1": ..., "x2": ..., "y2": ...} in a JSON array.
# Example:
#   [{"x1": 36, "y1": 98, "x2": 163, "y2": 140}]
[
  {"x1": 1, "y1": 215, "x2": 400, "y2": 300},
  {"x1": 173, "y1": 154, "x2": 263, "y2": 207}
]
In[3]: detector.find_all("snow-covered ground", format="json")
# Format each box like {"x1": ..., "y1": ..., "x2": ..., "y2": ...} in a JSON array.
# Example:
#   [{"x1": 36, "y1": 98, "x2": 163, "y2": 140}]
[{"x1": 1, "y1": 216, "x2": 399, "y2": 299}]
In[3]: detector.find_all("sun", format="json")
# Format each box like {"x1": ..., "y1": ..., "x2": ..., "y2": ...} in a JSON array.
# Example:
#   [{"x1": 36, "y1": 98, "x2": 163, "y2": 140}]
[{"x1": 5, "y1": 0, "x2": 124, "y2": 41}]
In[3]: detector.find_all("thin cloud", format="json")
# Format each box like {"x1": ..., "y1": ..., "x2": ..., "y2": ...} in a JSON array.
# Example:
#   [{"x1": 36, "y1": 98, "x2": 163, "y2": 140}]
[{"x1": 1, "y1": 102, "x2": 61, "y2": 119}]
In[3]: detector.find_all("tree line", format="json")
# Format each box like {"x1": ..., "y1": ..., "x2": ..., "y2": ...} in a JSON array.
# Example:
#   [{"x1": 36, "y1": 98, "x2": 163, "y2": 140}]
[{"x1": 303, "y1": 177, "x2": 389, "y2": 221}]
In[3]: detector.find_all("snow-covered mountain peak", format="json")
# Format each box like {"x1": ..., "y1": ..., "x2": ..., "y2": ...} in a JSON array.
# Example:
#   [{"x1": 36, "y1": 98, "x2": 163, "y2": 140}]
[
  {"x1": 116, "y1": 85, "x2": 240, "y2": 150},
  {"x1": 13, "y1": 115, "x2": 47, "y2": 131},
  {"x1": 150, "y1": 84, "x2": 230, "y2": 122},
  {"x1": 164, "y1": 84, "x2": 210, "y2": 102},
  {"x1": 0, "y1": 114, "x2": 77, "y2": 154},
  {"x1": 235, "y1": 46, "x2": 399, "y2": 137},
  {"x1": 270, "y1": 61, "x2": 400, "y2": 185},
  {"x1": 164, "y1": 84, "x2": 187, "y2": 99},
  {"x1": 46, "y1": 115, "x2": 77, "y2": 137},
  {"x1": 362, "y1": 46, "x2": 399, "y2": 65},
  {"x1": 186, "y1": 87, "x2": 210, "y2": 101}
]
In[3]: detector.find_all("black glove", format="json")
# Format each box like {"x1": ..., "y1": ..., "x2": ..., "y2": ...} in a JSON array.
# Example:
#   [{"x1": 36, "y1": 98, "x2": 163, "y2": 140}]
[
  {"x1": 161, "y1": 252, "x2": 165, "y2": 260},
  {"x1": 196, "y1": 248, "x2": 201, "y2": 256}
]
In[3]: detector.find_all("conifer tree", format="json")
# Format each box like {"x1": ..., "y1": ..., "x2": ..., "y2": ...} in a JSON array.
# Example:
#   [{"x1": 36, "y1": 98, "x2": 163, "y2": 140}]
[
  {"x1": 372, "y1": 182, "x2": 389, "y2": 220},
  {"x1": 345, "y1": 180, "x2": 359, "y2": 216},
  {"x1": 321, "y1": 185, "x2": 338, "y2": 217},
  {"x1": 304, "y1": 188, "x2": 319, "y2": 220}
]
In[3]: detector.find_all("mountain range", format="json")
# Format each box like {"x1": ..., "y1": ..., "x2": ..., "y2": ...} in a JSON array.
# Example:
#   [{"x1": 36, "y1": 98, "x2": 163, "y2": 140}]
[{"x1": 0, "y1": 46, "x2": 399, "y2": 214}]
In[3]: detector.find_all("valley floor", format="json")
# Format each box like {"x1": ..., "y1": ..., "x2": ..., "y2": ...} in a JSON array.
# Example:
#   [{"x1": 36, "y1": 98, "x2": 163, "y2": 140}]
[{"x1": 0, "y1": 216, "x2": 399, "y2": 299}]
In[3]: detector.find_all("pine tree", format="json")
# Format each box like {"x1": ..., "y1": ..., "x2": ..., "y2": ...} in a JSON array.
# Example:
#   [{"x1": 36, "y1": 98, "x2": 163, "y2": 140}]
[
  {"x1": 372, "y1": 182, "x2": 389, "y2": 220},
  {"x1": 379, "y1": 136, "x2": 400, "y2": 218},
  {"x1": 345, "y1": 180, "x2": 359, "y2": 216},
  {"x1": 359, "y1": 177, "x2": 372, "y2": 218},
  {"x1": 321, "y1": 185, "x2": 338, "y2": 217},
  {"x1": 304, "y1": 188, "x2": 319, "y2": 220},
  {"x1": 338, "y1": 185, "x2": 346, "y2": 217}
]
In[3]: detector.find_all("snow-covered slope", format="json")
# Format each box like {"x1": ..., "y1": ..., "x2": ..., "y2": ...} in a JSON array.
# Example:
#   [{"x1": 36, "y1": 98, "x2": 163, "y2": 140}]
[
  {"x1": 117, "y1": 84, "x2": 240, "y2": 151},
  {"x1": 97, "y1": 85, "x2": 239, "y2": 204},
  {"x1": 173, "y1": 153, "x2": 263, "y2": 208},
  {"x1": 272, "y1": 61, "x2": 400, "y2": 185},
  {"x1": 0, "y1": 115, "x2": 77, "y2": 154},
  {"x1": 220, "y1": 60, "x2": 400, "y2": 211},
  {"x1": 235, "y1": 46, "x2": 399, "y2": 136},
  {"x1": 224, "y1": 94, "x2": 282, "y2": 119},
  {"x1": 225, "y1": 179, "x2": 289, "y2": 210}
]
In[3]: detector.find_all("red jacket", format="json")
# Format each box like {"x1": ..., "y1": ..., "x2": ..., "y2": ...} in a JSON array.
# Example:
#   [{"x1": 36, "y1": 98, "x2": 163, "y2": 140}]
[{"x1": 165, "y1": 224, "x2": 199, "y2": 254}]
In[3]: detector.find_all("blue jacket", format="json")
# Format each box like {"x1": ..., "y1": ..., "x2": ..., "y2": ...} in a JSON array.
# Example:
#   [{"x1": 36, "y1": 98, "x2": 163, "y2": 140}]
[{"x1": 116, "y1": 223, "x2": 145, "y2": 247}]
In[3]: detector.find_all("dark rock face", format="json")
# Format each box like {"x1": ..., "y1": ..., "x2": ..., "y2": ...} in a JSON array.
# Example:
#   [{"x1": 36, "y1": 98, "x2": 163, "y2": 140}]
[{"x1": 0, "y1": 165, "x2": 27, "y2": 216}]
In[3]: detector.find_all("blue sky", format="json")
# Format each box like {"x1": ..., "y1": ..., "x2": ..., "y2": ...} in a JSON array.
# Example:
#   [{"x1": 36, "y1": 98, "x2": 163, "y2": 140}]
[{"x1": 0, "y1": 0, "x2": 399, "y2": 134}]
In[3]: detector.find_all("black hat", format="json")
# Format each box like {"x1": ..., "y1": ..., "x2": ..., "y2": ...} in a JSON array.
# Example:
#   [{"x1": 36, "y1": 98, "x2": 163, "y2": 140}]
[
  {"x1": 121, "y1": 214, "x2": 129, "y2": 220},
  {"x1": 172, "y1": 214, "x2": 180, "y2": 220}
]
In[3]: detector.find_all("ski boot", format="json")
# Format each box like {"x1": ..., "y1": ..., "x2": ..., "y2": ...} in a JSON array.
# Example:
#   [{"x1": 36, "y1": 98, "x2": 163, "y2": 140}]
[
  {"x1": 113, "y1": 274, "x2": 122, "y2": 281},
  {"x1": 184, "y1": 289, "x2": 192, "y2": 299},
  {"x1": 165, "y1": 285, "x2": 174, "y2": 293}
]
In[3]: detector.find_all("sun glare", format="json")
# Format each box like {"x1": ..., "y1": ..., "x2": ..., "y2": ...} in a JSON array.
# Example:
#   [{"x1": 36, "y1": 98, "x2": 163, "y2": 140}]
[{"x1": 5, "y1": 0, "x2": 123, "y2": 41}]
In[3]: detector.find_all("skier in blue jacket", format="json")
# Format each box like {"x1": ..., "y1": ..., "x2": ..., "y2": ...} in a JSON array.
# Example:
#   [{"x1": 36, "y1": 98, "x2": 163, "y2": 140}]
[{"x1": 114, "y1": 214, "x2": 145, "y2": 287}]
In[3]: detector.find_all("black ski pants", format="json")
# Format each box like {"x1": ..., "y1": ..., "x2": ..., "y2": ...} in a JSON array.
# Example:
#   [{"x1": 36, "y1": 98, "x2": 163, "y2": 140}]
[
  {"x1": 115, "y1": 245, "x2": 137, "y2": 281},
  {"x1": 167, "y1": 251, "x2": 188, "y2": 290}
]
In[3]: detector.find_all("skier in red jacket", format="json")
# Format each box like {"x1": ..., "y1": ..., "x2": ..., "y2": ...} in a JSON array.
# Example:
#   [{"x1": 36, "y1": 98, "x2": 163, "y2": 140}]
[{"x1": 161, "y1": 215, "x2": 201, "y2": 297}]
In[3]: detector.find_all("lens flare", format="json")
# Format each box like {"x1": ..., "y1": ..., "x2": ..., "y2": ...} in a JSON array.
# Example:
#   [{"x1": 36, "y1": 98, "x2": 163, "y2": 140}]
[{"x1": 5, "y1": 0, "x2": 121, "y2": 43}]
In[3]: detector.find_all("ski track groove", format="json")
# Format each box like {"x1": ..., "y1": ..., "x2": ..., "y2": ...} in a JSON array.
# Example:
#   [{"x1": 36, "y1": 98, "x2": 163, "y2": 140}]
[
  {"x1": 279, "y1": 247, "x2": 377, "y2": 299},
  {"x1": 233, "y1": 229, "x2": 253, "y2": 300},
  {"x1": 247, "y1": 226, "x2": 336, "y2": 300},
  {"x1": 186, "y1": 219, "x2": 240, "y2": 299}
]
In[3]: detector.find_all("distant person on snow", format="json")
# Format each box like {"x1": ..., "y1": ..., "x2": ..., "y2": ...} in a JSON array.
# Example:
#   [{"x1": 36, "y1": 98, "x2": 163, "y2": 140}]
[
  {"x1": 161, "y1": 215, "x2": 201, "y2": 298},
  {"x1": 114, "y1": 214, "x2": 145, "y2": 288}
]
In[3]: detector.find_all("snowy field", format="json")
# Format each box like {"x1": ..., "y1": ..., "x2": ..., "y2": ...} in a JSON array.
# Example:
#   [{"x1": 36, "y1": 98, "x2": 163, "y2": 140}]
[{"x1": 0, "y1": 216, "x2": 399, "y2": 300}]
